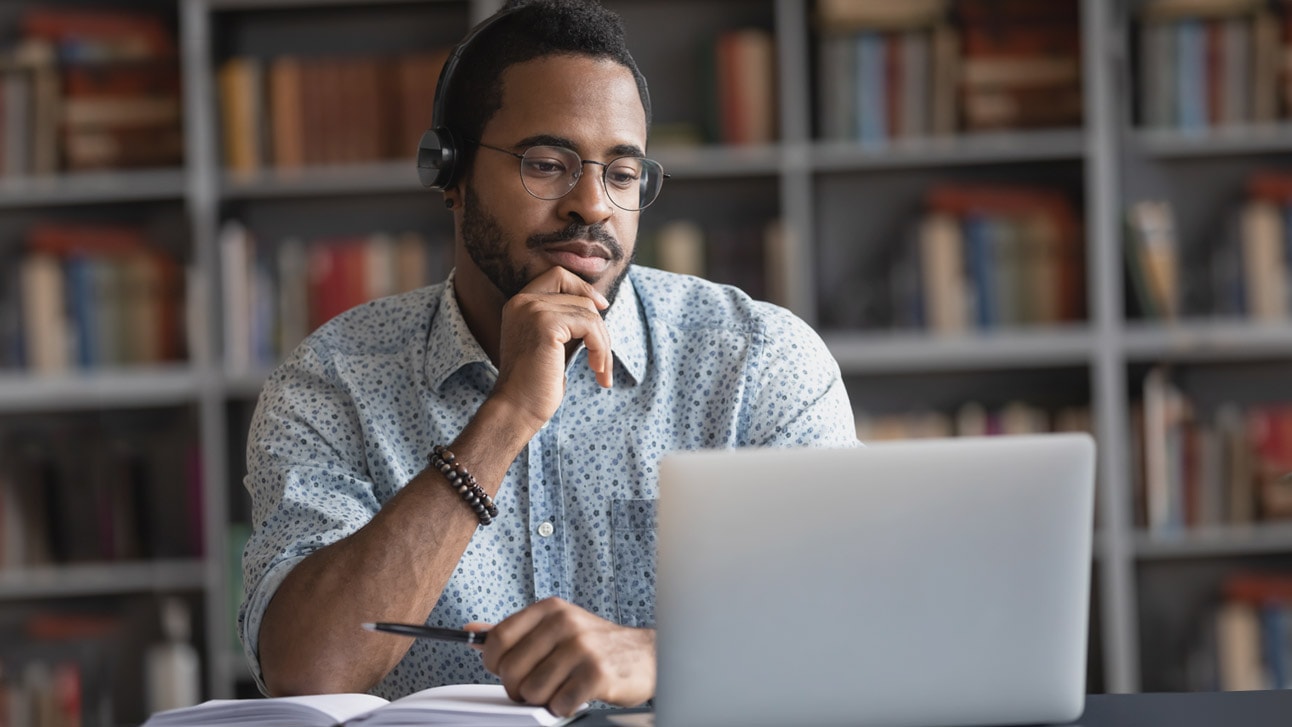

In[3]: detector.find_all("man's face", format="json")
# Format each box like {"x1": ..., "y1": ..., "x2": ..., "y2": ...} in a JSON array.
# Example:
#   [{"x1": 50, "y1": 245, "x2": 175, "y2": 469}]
[{"x1": 455, "y1": 54, "x2": 648, "y2": 306}]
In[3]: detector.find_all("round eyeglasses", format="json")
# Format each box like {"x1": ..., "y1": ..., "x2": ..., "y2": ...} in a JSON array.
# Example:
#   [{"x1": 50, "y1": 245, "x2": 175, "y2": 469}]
[{"x1": 471, "y1": 139, "x2": 668, "y2": 211}]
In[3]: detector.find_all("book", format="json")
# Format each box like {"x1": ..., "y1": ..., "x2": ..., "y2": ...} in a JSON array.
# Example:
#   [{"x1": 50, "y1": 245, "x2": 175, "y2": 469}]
[
  {"x1": 142, "y1": 683, "x2": 579, "y2": 727},
  {"x1": 815, "y1": 0, "x2": 947, "y2": 31},
  {"x1": 1125, "y1": 200, "x2": 1181, "y2": 320},
  {"x1": 916, "y1": 211, "x2": 969, "y2": 333},
  {"x1": 218, "y1": 56, "x2": 264, "y2": 173}
]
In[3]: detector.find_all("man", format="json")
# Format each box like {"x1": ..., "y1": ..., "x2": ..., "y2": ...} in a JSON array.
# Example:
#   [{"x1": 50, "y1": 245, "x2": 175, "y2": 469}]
[{"x1": 239, "y1": 0, "x2": 857, "y2": 717}]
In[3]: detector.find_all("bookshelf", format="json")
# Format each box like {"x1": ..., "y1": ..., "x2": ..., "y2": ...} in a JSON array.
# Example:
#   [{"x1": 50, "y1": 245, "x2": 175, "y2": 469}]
[{"x1": 3, "y1": 0, "x2": 1292, "y2": 721}]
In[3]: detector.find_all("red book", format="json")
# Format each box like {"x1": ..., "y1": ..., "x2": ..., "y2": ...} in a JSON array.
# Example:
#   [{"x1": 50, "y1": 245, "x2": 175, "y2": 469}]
[
  {"x1": 1247, "y1": 404, "x2": 1292, "y2": 519},
  {"x1": 885, "y1": 33, "x2": 902, "y2": 137},
  {"x1": 22, "y1": 7, "x2": 175, "y2": 56},
  {"x1": 717, "y1": 32, "x2": 744, "y2": 144},
  {"x1": 1224, "y1": 571, "x2": 1292, "y2": 604},
  {"x1": 26, "y1": 222, "x2": 148, "y2": 256},
  {"x1": 1247, "y1": 171, "x2": 1292, "y2": 201},
  {"x1": 1206, "y1": 19, "x2": 1224, "y2": 126},
  {"x1": 959, "y1": 25, "x2": 1080, "y2": 59}
]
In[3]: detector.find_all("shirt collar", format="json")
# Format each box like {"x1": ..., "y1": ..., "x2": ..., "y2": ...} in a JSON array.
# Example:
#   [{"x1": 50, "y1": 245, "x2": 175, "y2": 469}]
[
  {"x1": 424, "y1": 268, "x2": 649, "y2": 391},
  {"x1": 425, "y1": 271, "x2": 494, "y2": 391},
  {"x1": 605, "y1": 270, "x2": 647, "y2": 385}
]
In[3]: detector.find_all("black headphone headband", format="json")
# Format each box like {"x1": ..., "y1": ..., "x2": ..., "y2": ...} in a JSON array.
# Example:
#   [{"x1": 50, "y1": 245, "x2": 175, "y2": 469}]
[
  {"x1": 416, "y1": 7, "x2": 521, "y2": 190},
  {"x1": 416, "y1": 5, "x2": 652, "y2": 192}
]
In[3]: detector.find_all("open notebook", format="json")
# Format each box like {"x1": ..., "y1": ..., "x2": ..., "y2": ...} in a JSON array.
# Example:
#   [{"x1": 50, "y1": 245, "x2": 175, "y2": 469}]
[{"x1": 142, "y1": 683, "x2": 580, "y2": 727}]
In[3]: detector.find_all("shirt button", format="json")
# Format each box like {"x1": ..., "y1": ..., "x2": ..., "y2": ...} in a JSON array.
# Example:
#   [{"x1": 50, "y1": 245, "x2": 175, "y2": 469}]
[{"x1": 537, "y1": 521, "x2": 555, "y2": 538}]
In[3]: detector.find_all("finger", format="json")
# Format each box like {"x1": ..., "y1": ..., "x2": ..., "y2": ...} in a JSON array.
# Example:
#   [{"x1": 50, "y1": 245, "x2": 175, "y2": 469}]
[
  {"x1": 507, "y1": 291, "x2": 601, "y2": 317},
  {"x1": 546, "y1": 662, "x2": 601, "y2": 718},
  {"x1": 524, "y1": 266, "x2": 610, "y2": 309},
  {"x1": 493, "y1": 621, "x2": 566, "y2": 703},
  {"x1": 576, "y1": 317, "x2": 613, "y2": 388},
  {"x1": 516, "y1": 647, "x2": 591, "y2": 714},
  {"x1": 463, "y1": 622, "x2": 493, "y2": 651},
  {"x1": 481, "y1": 602, "x2": 560, "y2": 697}
]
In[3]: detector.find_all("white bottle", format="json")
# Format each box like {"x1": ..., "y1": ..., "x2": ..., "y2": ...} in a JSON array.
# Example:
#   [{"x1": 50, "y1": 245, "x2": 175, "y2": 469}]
[{"x1": 145, "y1": 597, "x2": 202, "y2": 714}]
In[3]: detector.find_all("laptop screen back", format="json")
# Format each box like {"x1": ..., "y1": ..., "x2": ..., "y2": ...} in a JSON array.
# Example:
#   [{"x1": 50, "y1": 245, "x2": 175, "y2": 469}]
[{"x1": 654, "y1": 433, "x2": 1095, "y2": 727}]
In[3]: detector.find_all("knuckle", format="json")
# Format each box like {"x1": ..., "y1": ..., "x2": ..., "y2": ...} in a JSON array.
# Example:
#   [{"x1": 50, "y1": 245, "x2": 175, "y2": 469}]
[
  {"x1": 570, "y1": 630, "x2": 599, "y2": 656},
  {"x1": 518, "y1": 678, "x2": 548, "y2": 706}
]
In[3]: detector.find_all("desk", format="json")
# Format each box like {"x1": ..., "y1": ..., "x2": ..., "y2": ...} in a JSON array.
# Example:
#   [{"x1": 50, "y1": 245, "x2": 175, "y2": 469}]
[
  {"x1": 1075, "y1": 690, "x2": 1292, "y2": 727},
  {"x1": 574, "y1": 689, "x2": 1292, "y2": 726}
]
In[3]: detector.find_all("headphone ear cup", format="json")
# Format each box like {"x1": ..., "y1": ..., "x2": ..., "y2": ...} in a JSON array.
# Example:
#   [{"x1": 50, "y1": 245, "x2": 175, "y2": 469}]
[{"x1": 417, "y1": 127, "x2": 458, "y2": 189}]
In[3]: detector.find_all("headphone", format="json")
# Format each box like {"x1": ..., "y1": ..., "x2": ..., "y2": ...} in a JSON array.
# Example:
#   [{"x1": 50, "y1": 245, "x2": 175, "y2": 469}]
[
  {"x1": 416, "y1": 8, "x2": 519, "y2": 191},
  {"x1": 416, "y1": 4, "x2": 651, "y2": 192}
]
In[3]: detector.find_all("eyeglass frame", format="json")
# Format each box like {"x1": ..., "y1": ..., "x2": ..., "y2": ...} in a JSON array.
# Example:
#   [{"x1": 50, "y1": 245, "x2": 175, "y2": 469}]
[{"x1": 467, "y1": 138, "x2": 669, "y2": 211}]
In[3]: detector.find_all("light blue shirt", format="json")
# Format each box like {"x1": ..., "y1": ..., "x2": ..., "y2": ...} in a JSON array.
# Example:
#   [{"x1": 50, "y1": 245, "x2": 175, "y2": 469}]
[{"x1": 240, "y1": 265, "x2": 857, "y2": 699}]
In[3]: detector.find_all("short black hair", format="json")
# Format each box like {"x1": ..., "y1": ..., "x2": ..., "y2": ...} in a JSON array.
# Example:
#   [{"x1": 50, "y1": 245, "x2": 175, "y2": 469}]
[{"x1": 440, "y1": 0, "x2": 651, "y2": 180}]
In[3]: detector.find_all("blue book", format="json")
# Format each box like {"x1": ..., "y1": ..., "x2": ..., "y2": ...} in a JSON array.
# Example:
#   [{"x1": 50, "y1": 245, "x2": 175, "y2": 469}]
[
  {"x1": 856, "y1": 32, "x2": 887, "y2": 144},
  {"x1": 964, "y1": 214, "x2": 997, "y2": 328},
  {"x1": 1262, "y1": 604, "x2": 1287, "y2": 689},
  {"x1": 65, "y1": 255, "x2": 97, "y2": 368}
]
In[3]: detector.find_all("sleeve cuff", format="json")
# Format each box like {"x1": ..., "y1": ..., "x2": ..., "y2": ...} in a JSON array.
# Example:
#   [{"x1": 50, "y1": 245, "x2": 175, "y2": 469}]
[{"x1": 240, "y1": 555, "x2": 306, "y2": 696}]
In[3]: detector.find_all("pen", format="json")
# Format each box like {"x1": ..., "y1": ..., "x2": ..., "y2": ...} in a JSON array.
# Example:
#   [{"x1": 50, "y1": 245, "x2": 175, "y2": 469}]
[{"x1": 362, "y1": 622, "x2": 488, "y2": 644}]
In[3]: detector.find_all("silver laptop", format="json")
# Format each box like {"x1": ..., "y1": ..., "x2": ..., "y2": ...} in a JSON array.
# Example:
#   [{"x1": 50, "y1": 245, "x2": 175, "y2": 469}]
[{"x1": 654, "y1": 433, "x2": 1095, "y2": 727}]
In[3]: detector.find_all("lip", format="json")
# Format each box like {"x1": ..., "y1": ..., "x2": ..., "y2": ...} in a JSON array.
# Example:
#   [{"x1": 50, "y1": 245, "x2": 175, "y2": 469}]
[
  {"x1": 540, "y1": 241, "x2": 613, "y2": 278},
  {"x1": 544, "y1": 241, "x2": 611, "y2": 259}
]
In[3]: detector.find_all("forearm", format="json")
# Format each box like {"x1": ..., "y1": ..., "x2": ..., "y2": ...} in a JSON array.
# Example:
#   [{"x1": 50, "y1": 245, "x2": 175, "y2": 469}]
[{"x1": 258, "y1": 397, "x2": 540, "y2": 695}]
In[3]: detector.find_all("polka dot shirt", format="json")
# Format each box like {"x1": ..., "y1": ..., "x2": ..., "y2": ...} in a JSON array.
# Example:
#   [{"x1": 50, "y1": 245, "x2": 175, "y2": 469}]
[{"x1": 239, "y1": 265, "x2": 858, "y2": 699}]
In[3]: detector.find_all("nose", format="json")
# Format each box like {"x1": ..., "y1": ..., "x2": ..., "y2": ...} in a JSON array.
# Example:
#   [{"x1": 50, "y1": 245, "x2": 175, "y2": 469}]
[{"x1": 557, "y1": 161, "x2": 614, "y2": 225}]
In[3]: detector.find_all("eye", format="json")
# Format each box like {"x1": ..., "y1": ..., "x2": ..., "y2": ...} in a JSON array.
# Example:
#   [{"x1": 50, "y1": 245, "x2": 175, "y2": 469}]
[
  {"x1": 605, "y1": 160, "x2": 643, "y2": 189},
  {"x1": 522, "y1": 156, "x2": 569, "y2": 177}
]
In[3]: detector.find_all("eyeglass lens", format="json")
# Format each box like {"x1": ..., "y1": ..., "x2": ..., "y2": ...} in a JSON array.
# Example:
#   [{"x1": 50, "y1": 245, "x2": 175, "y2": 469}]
[{"x1": 519, "y1": 146, "x2": 663, "y2": 211}]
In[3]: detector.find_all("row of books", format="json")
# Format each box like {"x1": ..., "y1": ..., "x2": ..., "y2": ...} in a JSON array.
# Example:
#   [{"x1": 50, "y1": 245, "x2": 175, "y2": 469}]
[
  {"x1": 0, "y1": 223, "x2": 187, "y2": 374},
  {"x1": 1134, "y1": 367, "x2": 1292, "y2": 533},
  {"x1": 854, "y1": 400, "x2": 1093, "y2": 442},
  {"x1": 0, "y1": 419, "x2": 202, "y2": 570},
  {"x1": 1, "y1": 652, "x2": 95, "y2": 727},
  {"x1": 815, "y1": 0, "x2": 1081, "y2": 142},
  {"x1": 636, "y1": 218, "x2": 785, "y2": 307},
  {"x1": 1136, "y1": 0, "x2": 1288, "y2": 130},
  {"x1": 1130, "y1": 171, "x2": 1292, "y2": 322},
  {"x1": 1, "y1": 605, "x2": 175, "y2": 726},
  {"x1": 1187, "y1": 572, "x2": 1292, "y2": 691},
  {"x1": 897, "y1": 184, "x2": 1086, "y2": 333},
  {"x1": 0, "y1": 7, "x2": 182, "y2": 176},
  {"x1": 218, "y1": 221, "x2": 451, "y2": 372},
  {"x1": 218, "y1": 50, "x2": 447, "y2": 173},
  {"x1": 1127, "y1": 178, "x2": 1292, "y2": 325}
]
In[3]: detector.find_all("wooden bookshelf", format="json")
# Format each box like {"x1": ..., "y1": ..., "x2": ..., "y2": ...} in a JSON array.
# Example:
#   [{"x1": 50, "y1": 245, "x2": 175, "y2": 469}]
[{"x1": 3, "y1": 0, "x2": 1292, "y2": 719}]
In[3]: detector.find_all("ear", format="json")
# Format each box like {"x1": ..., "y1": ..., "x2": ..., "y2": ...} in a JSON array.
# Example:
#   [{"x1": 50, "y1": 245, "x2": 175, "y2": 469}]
[{"x1": 442, "y1": 186, "x2": 463, "y2": 210}]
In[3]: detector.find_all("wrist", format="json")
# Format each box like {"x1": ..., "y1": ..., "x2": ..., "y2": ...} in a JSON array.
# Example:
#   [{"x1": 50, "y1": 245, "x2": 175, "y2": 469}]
[{"x1": 478, "y1": 391, "x2": 549, "y2": 441}]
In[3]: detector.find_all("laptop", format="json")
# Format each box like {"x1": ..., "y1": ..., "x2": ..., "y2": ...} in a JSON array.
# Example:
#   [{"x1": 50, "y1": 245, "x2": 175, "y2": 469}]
[{"x1": 652, "y1": 433, "x2": 1096, "y2": 727}]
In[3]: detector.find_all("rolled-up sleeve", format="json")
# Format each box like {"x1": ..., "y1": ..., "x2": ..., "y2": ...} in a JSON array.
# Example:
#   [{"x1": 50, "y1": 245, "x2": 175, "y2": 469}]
[{"x1": 237, "y1": 341, "x2": 383, "y2": 692}]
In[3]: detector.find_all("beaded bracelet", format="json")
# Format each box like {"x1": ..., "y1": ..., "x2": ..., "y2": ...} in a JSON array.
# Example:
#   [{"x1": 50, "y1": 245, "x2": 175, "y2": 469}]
[{"x1": 429, "y1": 445, "x2": 498, "y2": 526}]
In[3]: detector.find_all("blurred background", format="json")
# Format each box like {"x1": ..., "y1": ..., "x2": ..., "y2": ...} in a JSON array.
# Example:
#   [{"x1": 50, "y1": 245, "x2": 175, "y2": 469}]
[{"x1": 2, "y1": 0, "x2": 1292, "y2": 723}]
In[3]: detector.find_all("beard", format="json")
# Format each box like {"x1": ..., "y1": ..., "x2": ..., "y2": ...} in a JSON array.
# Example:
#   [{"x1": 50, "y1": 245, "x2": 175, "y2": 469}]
[{"x1": 461, "y1": 185, "x2": 634, "y2": 309}]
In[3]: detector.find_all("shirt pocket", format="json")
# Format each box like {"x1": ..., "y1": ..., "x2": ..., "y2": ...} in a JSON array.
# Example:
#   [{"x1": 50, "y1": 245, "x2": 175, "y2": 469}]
[{"x1": 611, "y1": 498, "x2": 658, "y2": 628}]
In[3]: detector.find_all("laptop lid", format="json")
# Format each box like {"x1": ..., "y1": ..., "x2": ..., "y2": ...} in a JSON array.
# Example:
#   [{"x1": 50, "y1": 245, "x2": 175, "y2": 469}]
[{"x1": 654, "y1": 433, "x2": 1095, "y2": 727}]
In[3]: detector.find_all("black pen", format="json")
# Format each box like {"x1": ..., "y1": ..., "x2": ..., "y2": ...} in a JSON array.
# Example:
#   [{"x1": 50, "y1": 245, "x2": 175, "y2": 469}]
[{"x1": 362, "y1": 622, "x2": 488, "y2": 644}]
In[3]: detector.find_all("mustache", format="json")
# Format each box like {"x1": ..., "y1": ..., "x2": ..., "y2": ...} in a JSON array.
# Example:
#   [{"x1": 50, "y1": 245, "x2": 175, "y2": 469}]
[{"x1": 527, "y1": 221, "x2": 624, "y2": 261}]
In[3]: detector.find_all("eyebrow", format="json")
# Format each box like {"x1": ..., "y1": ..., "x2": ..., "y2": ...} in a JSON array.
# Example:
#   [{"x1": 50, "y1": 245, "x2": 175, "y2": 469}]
[{"x1": 513, "y1": 134, "x2": 645, "y2": 159}]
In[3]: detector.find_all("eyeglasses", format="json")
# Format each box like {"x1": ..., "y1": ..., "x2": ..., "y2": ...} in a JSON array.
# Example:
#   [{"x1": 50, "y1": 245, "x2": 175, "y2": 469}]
[{"x1": 471, "y1": 139, "x2": 668, "y2": 211}]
